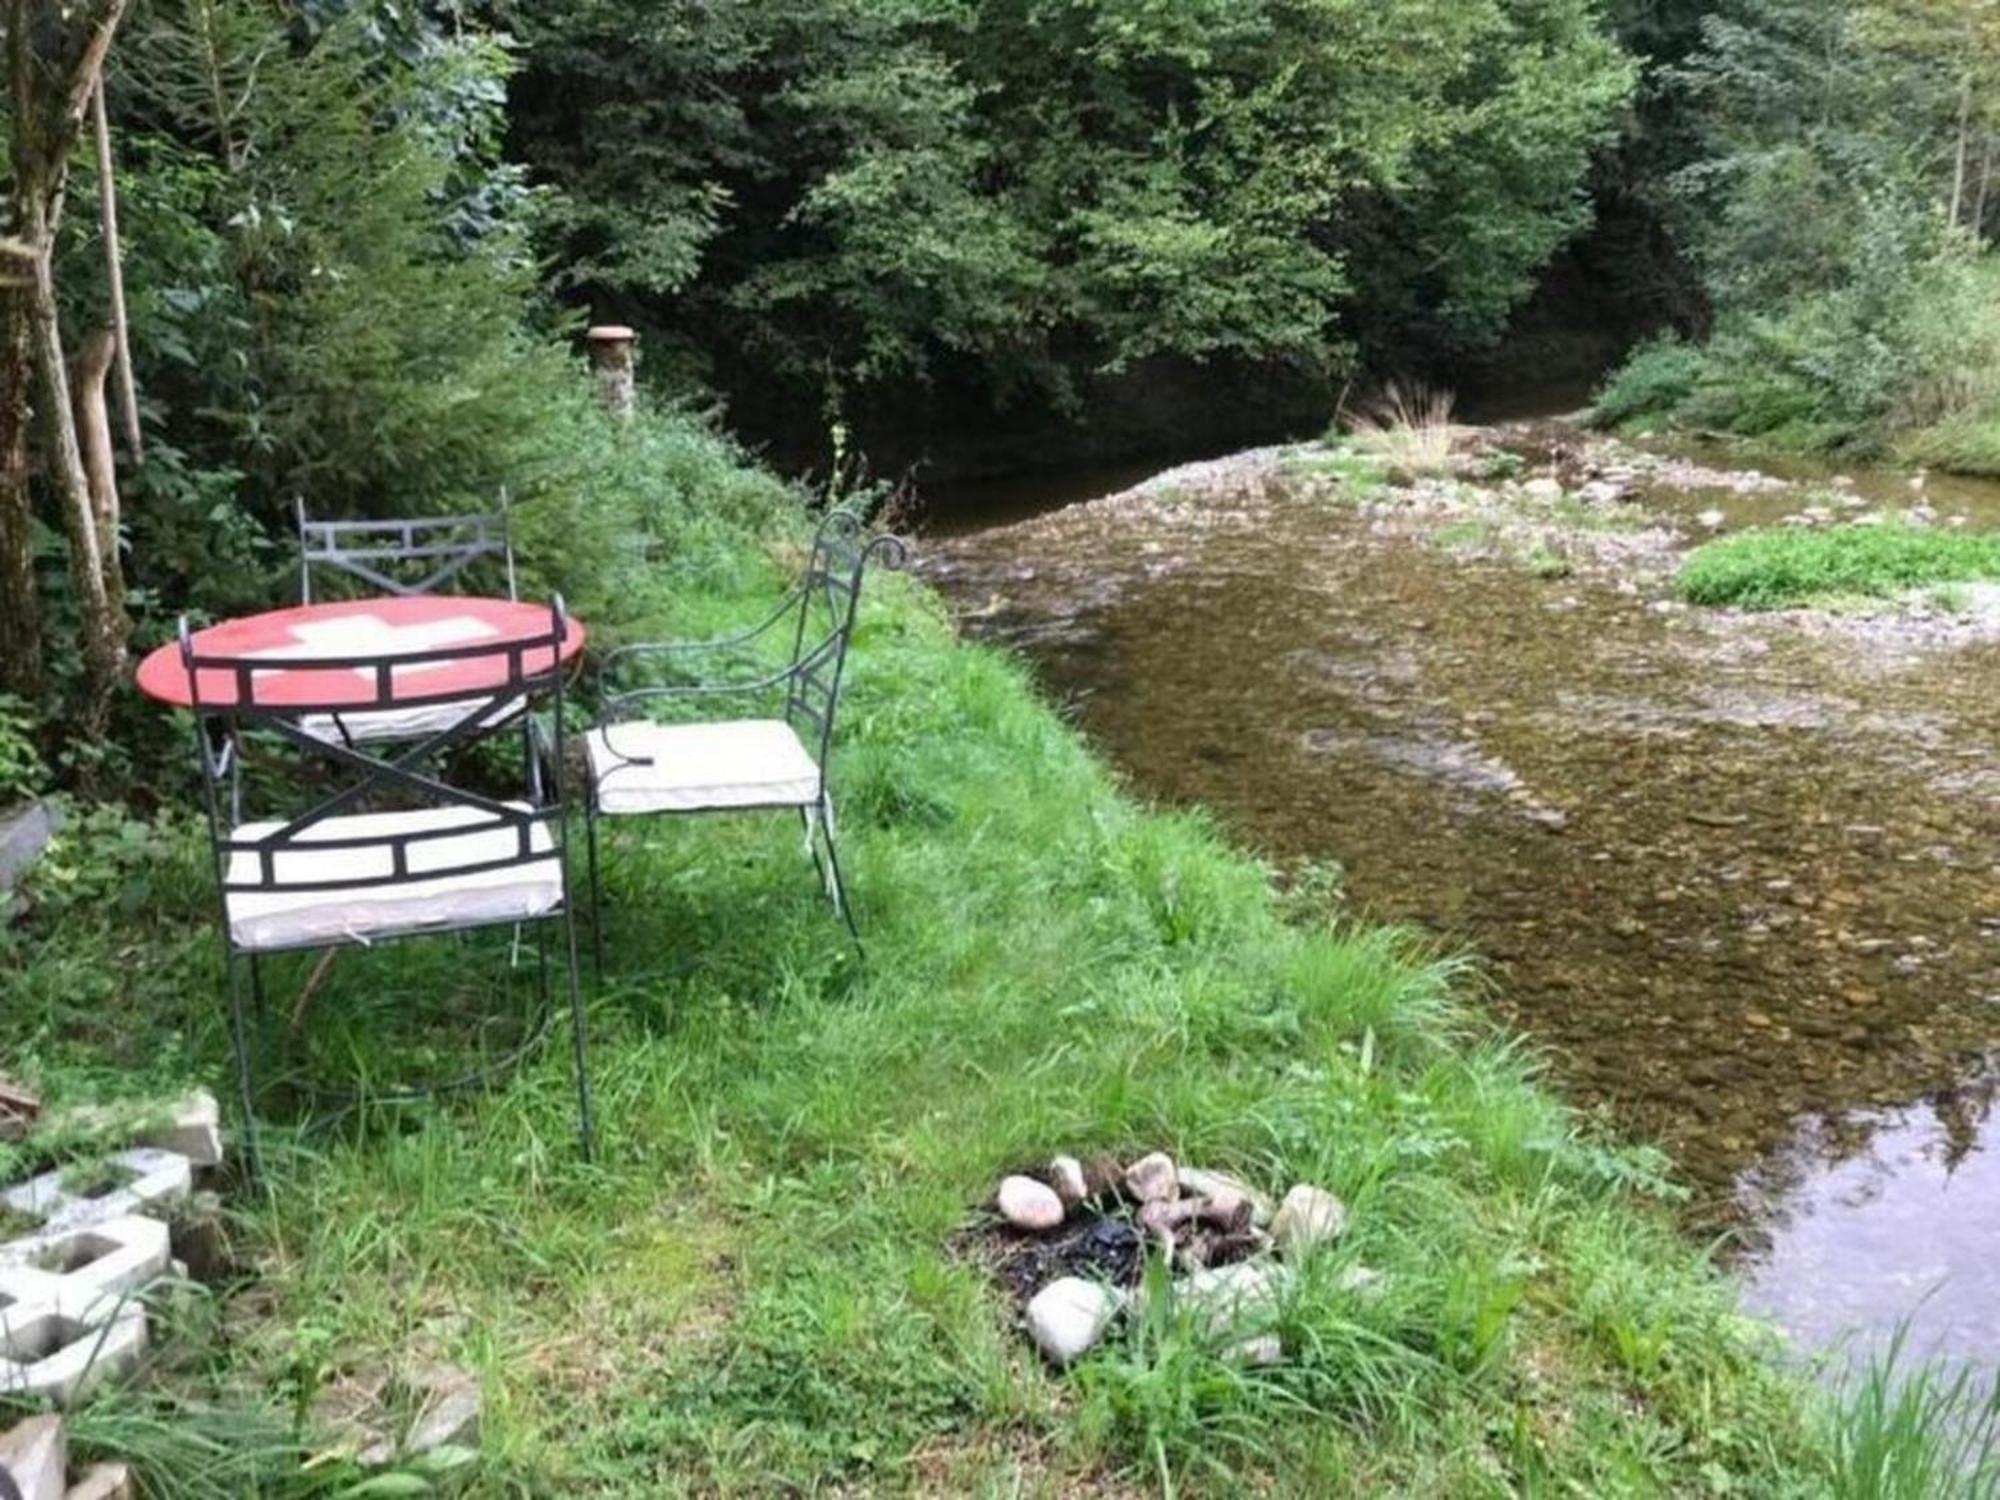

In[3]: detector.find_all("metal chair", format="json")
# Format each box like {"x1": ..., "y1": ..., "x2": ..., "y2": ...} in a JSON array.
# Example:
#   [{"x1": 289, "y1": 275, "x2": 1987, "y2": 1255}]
[
  {"x1": 294, "y1": 498, "x2": 525, "y2": 746},
  {"x1": 296, "y1": 497, "x2": 517, "y2": 604},
  {"x1": 583, "y1": 510, "x2": 906, "y2": 958},
  {"x1": 180, "y1": 600, "x2": 593, "y2": 1174}
]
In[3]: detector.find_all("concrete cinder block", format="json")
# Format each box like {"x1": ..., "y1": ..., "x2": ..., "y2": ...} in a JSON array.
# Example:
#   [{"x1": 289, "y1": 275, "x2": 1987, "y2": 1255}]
[
  {"x1": 64, "y1": 1462, "x2": 135, "y2": 1500},
  {"x1": 0, "y1": 1308, "x2": 147, "y2": 1406},
  {"x1": 0, "y1": 1413, "x2": 67, "y2": 1500},
  {"x1": 137, "y1": 1092, "x2": 223, "y2": 1169},
  {"x1": 1, "y1": 1148, "x2": 193, "y2": 1241},
  {"x1": 0, "y1": 1216, "x2": 171, "y2": 1326}
]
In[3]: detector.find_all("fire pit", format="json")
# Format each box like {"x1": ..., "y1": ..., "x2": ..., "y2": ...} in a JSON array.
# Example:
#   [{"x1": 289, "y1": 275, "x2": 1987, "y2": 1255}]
[{"x1": 965, "y1": 1150, "x2": 1354, "y2": 1366}]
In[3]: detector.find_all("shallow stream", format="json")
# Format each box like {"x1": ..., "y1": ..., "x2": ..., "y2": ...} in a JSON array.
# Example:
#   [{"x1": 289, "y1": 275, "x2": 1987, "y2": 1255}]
[{"x1": 922, "y1": 429, "x2": 2000, "y2": 1368}]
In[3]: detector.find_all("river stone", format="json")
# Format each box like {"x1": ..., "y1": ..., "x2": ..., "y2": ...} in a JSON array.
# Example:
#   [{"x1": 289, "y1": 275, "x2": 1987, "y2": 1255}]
[
  {"x1": 1048, "y1": 1155, "x2": 1088, "y2": 1207},
  {"x1": 1223, "y1": 1333, "x2": 1284, "y2": 1367},
  {"x1": 997, "y1": 1175, "x2": 1065, "y2": 1231},
  {"x1": 1271, "y1": 1184, "x2": 1347, "y2": 1258},
  {"x1": 1177, "y1": 1166, "x2": 1273, "y2": 1227},
  {"x1": 1123, "y1": 1152, "x2": 1178, "y2": 1204},
  {"x1": 1175, "y1": 1260, "x2": 1293, "y2": 1335},
  {"x1": 1025, "y1": 1277, "x2": 1122, "y2": 1365},
  {"x1": 1523, "y1": 477, "x2": 1564, "y2": 502}
]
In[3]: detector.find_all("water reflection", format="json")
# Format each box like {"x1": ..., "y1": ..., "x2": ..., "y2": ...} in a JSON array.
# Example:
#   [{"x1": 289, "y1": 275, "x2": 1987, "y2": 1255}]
[{"x1": 1741, "y1": 1082, "x2": 2000, "y2": 1370}]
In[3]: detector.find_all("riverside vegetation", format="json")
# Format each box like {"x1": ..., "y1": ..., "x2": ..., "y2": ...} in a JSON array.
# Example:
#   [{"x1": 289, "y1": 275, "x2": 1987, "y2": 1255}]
[
  {"x1": 4, "y1": 407, "x2": 1996, "y2": 1495},
  {"x1": 5, "y1": 0, "x2": 2000, "y2": 1494}
]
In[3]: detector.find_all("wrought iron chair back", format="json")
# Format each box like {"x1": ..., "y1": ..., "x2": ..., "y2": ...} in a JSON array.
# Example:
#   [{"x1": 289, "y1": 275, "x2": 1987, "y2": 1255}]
[
  {"x1": 597, "y1": 509, "x2": 903, "y2": 767},
  {"x1": 177, "y1": 598, "x2": 593, "y2": 1170},
  {"x1": 297, "y1": 496, "x2": 517, "y2": 603},
  {"x1": 586, "y1": 508, "x2": 906, "y2": 951}
]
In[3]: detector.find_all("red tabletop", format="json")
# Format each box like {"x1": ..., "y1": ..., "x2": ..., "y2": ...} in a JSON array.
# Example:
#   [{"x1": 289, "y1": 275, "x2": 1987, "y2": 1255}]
[{"x1": 135, "y1": 596, "x2": 585, "y2": 710}]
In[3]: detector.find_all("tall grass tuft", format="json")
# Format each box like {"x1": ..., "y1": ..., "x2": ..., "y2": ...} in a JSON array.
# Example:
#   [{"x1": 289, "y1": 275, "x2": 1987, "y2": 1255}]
[
  {"x1": 1826, "y1": 1328, "x2": 2000, "y2": 1499},
  {"x1": 1342, "y1": 382, "x2": 1461, "y2": 477}
]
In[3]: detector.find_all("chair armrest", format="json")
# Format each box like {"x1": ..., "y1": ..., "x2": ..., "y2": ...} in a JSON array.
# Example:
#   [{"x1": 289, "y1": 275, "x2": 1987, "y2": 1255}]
[{"x1": 599, "y1": 590, "x2": 804, "y2": 676}]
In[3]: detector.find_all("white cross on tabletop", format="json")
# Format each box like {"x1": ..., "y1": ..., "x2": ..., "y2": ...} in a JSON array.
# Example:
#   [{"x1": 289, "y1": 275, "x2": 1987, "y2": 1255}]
[{"x1": 246, "y1": 613, "x2": 502, "y2": 682}]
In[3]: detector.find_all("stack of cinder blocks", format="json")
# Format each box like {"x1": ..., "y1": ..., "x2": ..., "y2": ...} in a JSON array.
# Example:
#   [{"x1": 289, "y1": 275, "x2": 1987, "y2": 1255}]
[
  {"x1": 0, "y1": 1414, "x2": 134, "y2": 1499},
  {"x1": 0, "y1": 1093, "x2": 222, "y2": 1407}
]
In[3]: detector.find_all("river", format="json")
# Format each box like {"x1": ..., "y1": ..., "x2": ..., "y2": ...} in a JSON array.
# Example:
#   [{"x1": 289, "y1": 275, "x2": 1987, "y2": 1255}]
[{"x1": 918, "y1": 422, "x2": 2000, "y2": 1372}]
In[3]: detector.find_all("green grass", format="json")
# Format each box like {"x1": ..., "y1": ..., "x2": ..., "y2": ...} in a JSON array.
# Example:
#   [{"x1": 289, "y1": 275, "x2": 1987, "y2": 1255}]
[
  {"x1": 1824, "y1": 1328, "x2": 2000, "y2": 1499},
  {"x1": 0, "y1": 442, "x2": 1979, "y2": 1494},
  {"x1": 1678, "y1": 520, "x2": 2000, "y2": 608}
]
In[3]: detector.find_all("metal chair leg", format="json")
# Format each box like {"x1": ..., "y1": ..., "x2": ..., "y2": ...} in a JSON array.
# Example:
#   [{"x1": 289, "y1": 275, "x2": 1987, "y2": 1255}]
[
  {"x1": 559, "y1": 909, "x2": 595, "y2": 1160},
  {"x1": 249, "y1": 951, "x2": 268, "y2": 1029},
  {"x1": 223, "y1": 952, "x2": 265, "y2": 1185},
  {"x1": 815, "y1": 798, "x2": 864, "y2": 954},
  {"x1": 585, "y1": 797, "x2": 605, "y2": 977}
]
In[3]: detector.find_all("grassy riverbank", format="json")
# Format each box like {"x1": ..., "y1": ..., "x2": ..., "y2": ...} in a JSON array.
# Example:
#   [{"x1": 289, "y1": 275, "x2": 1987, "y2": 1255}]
[
  {"x1": 1679, "y1": 521, "x2": 2000, "y2": 608},
  {"x1": 0, "y1": 425, "x2": 1973, "y2": 1495}
]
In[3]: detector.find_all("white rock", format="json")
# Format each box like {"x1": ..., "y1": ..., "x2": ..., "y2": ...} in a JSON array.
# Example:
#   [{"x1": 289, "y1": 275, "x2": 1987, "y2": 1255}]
[
  {"x1": 1175, "y1": 1260, "x2": 1292, "y2": 1335},
  {"x1": 1123, "y1": 1152, "x2": 1177, "y2": 1204},
  {"x1": 1523, "y1": 477, "x2": 1564, "y2": 502},
  {"x1": 1223, "y1": 1334, "x2": 1284, "y2": 1367},
  {"x1": 1025, "y1": 1277, "x2": 1122, "y2": 1366},
  {"x1": 403, "y1": 1366, "x2": 481, "y2": 1456},
  {"x1": 1338, "y1": 1265, "x2": 1385, "y2": 1298},
  {"x1": 1576, "y1": 480, "x2": 1626, "y2": 506},
  {"x1": 1696, "y1": 508, "x2": 1727, "y2": 531},
  {"x1": 1177, "y1": 1166, "x2": 1273, "y2": 1226},
  {"x1": 1048, "y1": 1155, "x2": 1088, "y2": 1207},
  {"x1": 996, "y1": 1175, "x2": 1064, "y2": 1232},
  {"x1": 1271, "y1": 1184, "x2": 1346, "y2": 1259}
]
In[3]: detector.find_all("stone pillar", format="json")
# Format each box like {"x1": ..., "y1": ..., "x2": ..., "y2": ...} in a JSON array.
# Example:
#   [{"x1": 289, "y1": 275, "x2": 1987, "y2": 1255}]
[{"x1": 585, "y1": 325, "x2": 637, "y2": 418}]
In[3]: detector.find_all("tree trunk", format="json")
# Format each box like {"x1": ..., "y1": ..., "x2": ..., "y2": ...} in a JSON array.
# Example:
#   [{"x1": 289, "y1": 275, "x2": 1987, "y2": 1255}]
[
  {"x1": 1951, "y1": 75, "x2": 1973, "y2": 229},
  {"x1": 0, "y1": 280, "x2": 42, "y2": 703},
  {"x1": 71, "y1": 327, "x2": 123, "y2": 622},
  {"x1": 1975, "y1": 132, "x2": 1994, "y2": 244},
  {"x1": 24, "y1": 193, "x2": 126, "y2": 737}
]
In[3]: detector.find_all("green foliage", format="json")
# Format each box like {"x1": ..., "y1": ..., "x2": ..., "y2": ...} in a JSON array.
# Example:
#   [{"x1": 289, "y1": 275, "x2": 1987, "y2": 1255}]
[
  {"x1": 0, "y1": 695, "x2": 44, "y2": 804},
  {"x1": 1825, "y1": 1327, "x2": 2000, "y2": 1499},
  {"x1": 1590, "y1": 334, "x2": 1704, "y2": 426},
  {"x1": 510, "y1": 0, "x2": 1635, "y2": 406},
  {"x1": 1678, "y1": 519, "x2": 2000, "y2": 606},
  {"x1": 1599, "y1": 0, "x2": 2000, "y2": 466}
]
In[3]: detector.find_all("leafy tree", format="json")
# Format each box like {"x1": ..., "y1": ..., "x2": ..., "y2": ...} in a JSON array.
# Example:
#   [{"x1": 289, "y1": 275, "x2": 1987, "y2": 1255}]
[
  {"x1": 509, "y1": 0, "x2": 1635, "y2": 417},
  {"x1": 2, "y1": 0, "x2": 136, "y2": 733}
]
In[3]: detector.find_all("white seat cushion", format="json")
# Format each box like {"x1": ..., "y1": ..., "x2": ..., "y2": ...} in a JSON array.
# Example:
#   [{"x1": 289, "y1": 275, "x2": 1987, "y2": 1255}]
[
  {"x1": 586, "y1": 719, "x2": 823, "y2": 816},
  {"x1": 296, "y1": 695, "x2": 528, "y2": 746},
  {"x1": 225, "y1": 803, "x2": 561, "y2": 951}
]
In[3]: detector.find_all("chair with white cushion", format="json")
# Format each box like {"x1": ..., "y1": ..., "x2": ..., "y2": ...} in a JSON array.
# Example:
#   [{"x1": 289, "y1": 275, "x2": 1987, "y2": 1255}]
[
  {"x1": 584, "y1": 509, "x2": 906, "y2": 957},
  {"x1": 294, "y1": 498, "x2": 522, "y2": 745},
  {"x1": 179, "y1": 600, "x2": 592, "y2": 1172}
]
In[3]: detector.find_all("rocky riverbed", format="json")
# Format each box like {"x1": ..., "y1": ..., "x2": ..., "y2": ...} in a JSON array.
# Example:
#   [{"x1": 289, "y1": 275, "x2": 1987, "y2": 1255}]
[{"x1": 920, "y1": 422, "x2": 2000, "y2": 1366}]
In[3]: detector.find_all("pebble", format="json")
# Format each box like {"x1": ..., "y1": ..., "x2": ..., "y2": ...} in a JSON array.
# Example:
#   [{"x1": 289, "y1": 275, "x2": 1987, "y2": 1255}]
[
  {"x1": 997, "y1": 1175, "x2": 1065, "y2": 1231},
  {"x1": 1178, "y1": 1165, "x2": 1272, "y2": 1226},
  {"x1": 1271, "y1": 1184, "x2": 1347, "y2": 1258},
  {"x1": 1025, "y1": 1277, "x2": 1123, "y2": 1365},
  {"x1": 1123, "y1": 1151, "x2": 1178, "y2": 1204},
  {"x1": 1048, "y1": 1155, "x2": 1088, "y2": 1206}
]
